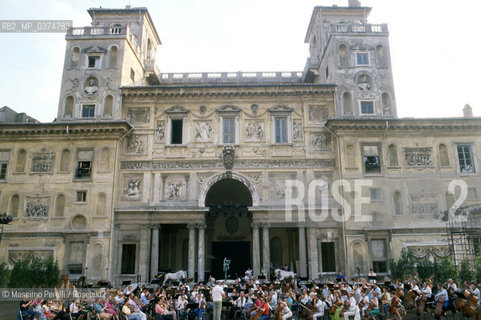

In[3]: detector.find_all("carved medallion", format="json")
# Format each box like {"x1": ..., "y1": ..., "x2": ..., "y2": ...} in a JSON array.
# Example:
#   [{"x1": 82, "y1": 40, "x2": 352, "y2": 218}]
[
  {"x1": 84, "y1": 76, "x2": 99, "y2": 95},
  {"x1": 222, "y1": 145, "x2": 235, "y2": 170}
]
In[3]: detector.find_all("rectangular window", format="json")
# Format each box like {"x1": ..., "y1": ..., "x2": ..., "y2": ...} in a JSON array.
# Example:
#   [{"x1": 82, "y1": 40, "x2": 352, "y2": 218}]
[
  {"x1": 76, "y1": 161, "x2": 91, "y2": 178},
  {"x1": 81, "y1": 105, "x2": 95, "y2": 118},
  {"x1": 223, "y1": 118, "x2": 235, "y2": 144},
  {"x1": 76, "y1": 191, "x2": 87, "y2": 202},
  {"x1": 370, "y1": 188, "x2": 381, "y2": 201},
  {"x1": 321, "y1": 242, "x2": 336, "y2": 273},
  {"x1": 275, "y1": 117, "x2": 288, "y2": 143},
  {"x1": 88, "y1": 56, "x2": 100, "y2": 68},
  {"x1": 371, "y1": 239, "x2": 387, "y2": 273},
  {"x1": 170, "y1": 119, "x2": 183, "y2": 144},
  {"x1": 0, "y1": 163, "x2": 7, "y2": 180},
  {"x1": 457, "y1": 144, "x2": 475, "y2": 173},
  {"x1": 363, "y1": 145, "x2": 381, "y2": 174},
  {"x1": 121, "y1": 244, "x2": 136, "y2": 274},
  {"x1": 361, "y1": 101, "x2": 374, "y2": 115},
  {"x1": 356, "y1": 52, "x2": 369, "y2": 65}
]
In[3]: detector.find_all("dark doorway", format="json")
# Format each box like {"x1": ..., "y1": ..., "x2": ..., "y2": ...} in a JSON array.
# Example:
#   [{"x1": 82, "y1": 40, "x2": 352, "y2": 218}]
[{"x1": 211, "y1": 241, "x2": 250, "y2": 279}]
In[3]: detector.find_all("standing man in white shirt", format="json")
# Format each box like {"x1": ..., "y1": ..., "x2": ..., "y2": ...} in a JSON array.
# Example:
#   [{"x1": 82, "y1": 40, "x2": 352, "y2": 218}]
[{"x1": 212, "y1": 280, "x2": 225, "y2": 320}]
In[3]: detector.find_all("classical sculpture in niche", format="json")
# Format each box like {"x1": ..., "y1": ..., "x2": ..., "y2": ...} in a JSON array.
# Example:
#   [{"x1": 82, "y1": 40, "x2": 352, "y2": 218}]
[
  {"x1": 84, "y1": 77, "x2": 99, "y2": 95},
  {"x1": 311, "y1": 133, "x2": 331, "y2": 151},
  {"x1": 292, "y1": 120, "x2": 303, "y2": 141},
  {"x1": 155, "y1": 121, "x2": 165, "y2": 142},
  {"x1": 222, "y1": 145, "x2": 235, "y2": 170},
  {"x1": 357, "y1": 73, "x2": 372, "y2": 91},
  {"x1": 245, "y1": 121, "x2": 264, "y2": 141},
  {"x1": 195, "y1": 122, "x2": 212, "y2": 141}
]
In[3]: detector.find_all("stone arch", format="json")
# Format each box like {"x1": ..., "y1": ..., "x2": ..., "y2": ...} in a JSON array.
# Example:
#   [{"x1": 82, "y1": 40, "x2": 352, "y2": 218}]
[
  {"x1": 71, "y1": 46, "x2": 80, "y2": 68},
  {"x1": 64, "y1": 96, "x2": 74, "y2": 117},
  {"x1": 15, "y1": 149, "x2": 26, "y2": 173},
  {"x1": 351, "y1": 240, "x2": 367, "y2": 276},
  {"x1": 109, "y1": 45, "x2": 118, "y2": 68},
  {"x1": 54, "y1": 194, "x2": 65, "y2": 217},
  {"x1": 198, "y1": 172, "x2": 260, "y2": 207},
  {"x1": 9, "y1": 194, "x2": 20, "y2": 217},
  {"x1": 88, "y1": 242, "x2": 104, "y2": 279}
]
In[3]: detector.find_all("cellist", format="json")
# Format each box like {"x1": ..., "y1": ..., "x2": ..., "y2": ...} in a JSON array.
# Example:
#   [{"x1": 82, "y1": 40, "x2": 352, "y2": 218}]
[
  {"x1": 342, "y1": 291, "x2": 360, "y2": 320},
  {"x1": 311, "y1": 295, "x2": 325, "y2": 320},
  {"x1": 434, "y1": 283, "x2": 449, "y2": 315},
  {"x1": 277, "y1": 297, "x2": 292, "y2": 320}
]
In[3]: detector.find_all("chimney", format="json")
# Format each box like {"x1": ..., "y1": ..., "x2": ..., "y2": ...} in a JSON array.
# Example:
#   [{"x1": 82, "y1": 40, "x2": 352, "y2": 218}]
[
  {"x1": 463, "y1": 104, "x2": 473, "y2": 118},
  {"x1": 348, "y1": 0, "x2": 361, "y2": 7}
]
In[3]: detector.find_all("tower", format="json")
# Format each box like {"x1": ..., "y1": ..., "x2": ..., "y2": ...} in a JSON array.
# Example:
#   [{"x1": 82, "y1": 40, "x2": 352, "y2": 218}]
[
  {"x1": 303, "y1": 2, "x2": 397, "y2": 118},
  {"x1": 56, "y1": 7, "x2": 161, "y2": 121}
]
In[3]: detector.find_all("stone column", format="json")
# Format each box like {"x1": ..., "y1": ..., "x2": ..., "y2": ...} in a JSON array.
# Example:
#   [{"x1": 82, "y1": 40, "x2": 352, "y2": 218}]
[
  {"x1": 299, "y1": 224, "x2": 307, "y2": 278},
  {"x1": 307, "y1": 228, "x2": 319, "y2": 280},
  {"x1": 139, "y1": 225, "x2": 151, "y2": 282},
  {"x1": 262, "y1": 224, "x2": 270, "y2": 278},
  {"x1": 150, "y1": 225, "x2": 160, "y2": 281},
  {"x1": 252, "y1": 223, "x2": 261, "y2": 276},
  {"x1": 197, "y1": 224, "x2": 205, "y2": 282},
  {"x1": 188, "y1": 224, "x2": 196, "y2": 281}
]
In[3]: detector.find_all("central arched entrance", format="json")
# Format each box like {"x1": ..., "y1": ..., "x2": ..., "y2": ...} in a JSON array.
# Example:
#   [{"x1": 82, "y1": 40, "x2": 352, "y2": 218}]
[{"x1": 205, "y1": 178, "x2": 252, "y2": 279}]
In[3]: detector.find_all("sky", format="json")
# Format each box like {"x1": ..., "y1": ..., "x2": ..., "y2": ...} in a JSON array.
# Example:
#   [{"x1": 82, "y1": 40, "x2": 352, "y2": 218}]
[{"x1": 0, "y1": 0, "x2": 479, "y2": 123}]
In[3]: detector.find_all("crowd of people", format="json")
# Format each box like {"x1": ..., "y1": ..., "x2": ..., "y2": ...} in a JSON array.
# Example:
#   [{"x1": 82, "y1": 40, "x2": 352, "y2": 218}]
[{"x1": 17, "y1": 267, "x2": 481, "y2": 320}]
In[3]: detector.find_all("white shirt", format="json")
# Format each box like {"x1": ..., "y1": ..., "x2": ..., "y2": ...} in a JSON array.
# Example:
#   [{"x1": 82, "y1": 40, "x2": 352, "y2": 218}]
[
  {"x1": 348, "y1": 297, "x2": 357, "y2": 312},
  {"x1": 212, "y1": 285, "x2": 224, "y2": 302}
]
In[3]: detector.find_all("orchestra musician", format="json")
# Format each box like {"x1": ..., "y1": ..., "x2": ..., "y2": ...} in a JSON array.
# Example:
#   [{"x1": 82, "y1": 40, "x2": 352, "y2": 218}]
[
  {"x1": 342, "y1": 291, "x2": 360, "y2": 320},
  {"x1": 434, "y1": 283, "x2": 450, "y2": 314},
  {"x1": 277, "y1": 297, "x2": 293, "y2": 320},
  {"x1": 175, "y1": 294, "x2": 189, "y2": 320},
  {"x1": 311, "y1": 295, "x2": 325, "y2": 320},
  {"x1": 212, "y1": 281, "x2": 225, "y2": 320}
]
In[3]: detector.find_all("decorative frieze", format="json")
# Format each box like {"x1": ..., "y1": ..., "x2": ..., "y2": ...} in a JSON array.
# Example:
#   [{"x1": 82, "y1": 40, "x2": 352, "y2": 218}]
[
  {"x1": 31, "y1": 153, "x2": 55, "y2": 173},
  {"x1": 404, "y1": 148, "x2": 434, "y2": 167},
  {"x1": 8, "y1": 248, "x2": 54, "y2": 265},
  {"x1": 25, "y1": 197, "x2": 49, "y2": 218},
  {"x1": 121, "y1": 159, "x2": 334, "y2": 170}
]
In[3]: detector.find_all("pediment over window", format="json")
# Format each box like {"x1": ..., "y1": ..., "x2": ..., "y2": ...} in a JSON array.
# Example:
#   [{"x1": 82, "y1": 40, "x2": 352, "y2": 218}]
[
  {"x1": 165, "y1": 106, "x2": 190, "y2": 115},
  {"x1": 217, "y1": 105, "x2": 241, "y2": 113},
  {"x1": 82, "y1": 46, "x2": 107, "y2": 54},
  {"x1": 268, "y1": 104, "x2": 293, "y2": 113}
]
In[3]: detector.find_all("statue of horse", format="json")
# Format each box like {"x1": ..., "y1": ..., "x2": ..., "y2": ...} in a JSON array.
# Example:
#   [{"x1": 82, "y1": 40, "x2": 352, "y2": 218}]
[
  {"x1": 274, "y1": 268, "x2": 296, "y2": 281},
  {"x1": 162, "y1": 270, "x2": 187, "y2": 286}
]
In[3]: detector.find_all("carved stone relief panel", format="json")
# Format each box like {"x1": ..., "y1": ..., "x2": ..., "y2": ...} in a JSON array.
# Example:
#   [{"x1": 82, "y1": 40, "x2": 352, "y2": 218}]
[
  {"x1": 70, "y1": 214, "x2": 87, "y2": 230},
  {"x1": 310, "y1": 132, "x2": 332, "y2": 152},
  {"x1": 244, "y1": 172, "x2": 262, "y2": 185},
  {"x1": 25, "y1": 197, "x2": 49, "y2": 218},
  {"x1": 292, "y1": 120, "x2": 304, "y2": 141},
  {"x1": 308, "y1": 105, "x2": 329, "y2": 122},
  {"x1": 268, "y1": 172, "x2": 297, "y2": 200},
  {"x1": 155, "y1": 120, "x2": 165, "y2": 143},
  {"x1": 8, "y1": 249, "x2": 54, "y2": 265},
  {"x1": 404, "y1": 148, "x2": 434, "y2": 167},
  {"x1": 410, "y1": 194, "x2": 439, "y2": 215},
  {"x1": 193, "y1": 121, "x2": 213, "y2": 142},
  {"x1": 31, "y1": 153, "x2": 55, "y2": 173},
  {"x1": 245, "y1": 121, "x2": 265, "y2": 142},
  {"x1": 162, "y1": 174, "x2": 189, "y2": 200},
  {"x1": 122, "y1": 173, "x2": 143, "y2": 201},
  {"x1": 126, "y1": 107, "x2": 150, "y2": 124},
  {"x1": 84, "y1": 76, "x2": 99, "y2": 96},
  {"x1": 197, "y1": 173, "x2": 214, "y2": 185},
  {"x1": 125, "y1": 134, "x2": 148, "y2": 154}
]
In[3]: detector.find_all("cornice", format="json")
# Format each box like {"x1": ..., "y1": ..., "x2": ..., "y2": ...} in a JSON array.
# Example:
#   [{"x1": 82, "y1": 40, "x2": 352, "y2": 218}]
[
  {"x1": 121, "y1": 83, "x2": 336, "y2": 99},
  {"x1": 0, "y1": 121, "x2": 132, "y2": 138}
]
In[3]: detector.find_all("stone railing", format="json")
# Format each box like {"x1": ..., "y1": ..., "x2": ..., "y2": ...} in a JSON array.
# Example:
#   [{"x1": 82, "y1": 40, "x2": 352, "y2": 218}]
[
  {"x1": 331, "y1": 23, "x2": 388, "y2": 34},
  {"x1": 158, "y1": 71, "x2": 304, "y2": 84},
  {"x1": 67, "y1": 25, "x2": 128, "y2": 37}
]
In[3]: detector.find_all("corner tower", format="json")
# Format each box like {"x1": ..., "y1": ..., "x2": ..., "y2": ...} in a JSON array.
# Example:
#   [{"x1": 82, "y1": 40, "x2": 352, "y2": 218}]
[
  {"x1": 303, "y1": 1, "x2": 397, "y2": 118},
  {"x1": 57, "y1": 6, "x2": 161, "y2": 121}
]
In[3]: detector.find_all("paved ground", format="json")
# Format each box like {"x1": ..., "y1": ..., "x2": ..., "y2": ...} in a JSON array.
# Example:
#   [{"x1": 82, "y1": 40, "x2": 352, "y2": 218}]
[{"x1": 1, "y1": 301, "x2": 20, "y2": 320}]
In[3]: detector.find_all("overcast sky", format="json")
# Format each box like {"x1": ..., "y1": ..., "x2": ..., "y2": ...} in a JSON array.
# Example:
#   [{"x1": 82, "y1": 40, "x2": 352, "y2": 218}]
[{"x1": 0, "y1": 0, "x2": 479, "y2": 123}]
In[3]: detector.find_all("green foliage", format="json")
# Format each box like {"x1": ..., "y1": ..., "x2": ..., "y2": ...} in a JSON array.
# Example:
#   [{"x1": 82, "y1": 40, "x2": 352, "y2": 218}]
[
  {"x1": 0, "y1": 262, "x2": 10, "y2": 287},
  {"x1": 416, "y1": 259, "x2": 434, "y2": 281},
  {"x1": 433, "y1": 256, "x2": 458, "y2": 285},
  {"x1": 8, "y1": 257, "x2": 60, "y2": 288},
  {"x1": 389, "y1": 248, "x2": 416, "y2": 281},
  {"x1": 476, "y1": 255, "x2": 481, "y2": 282},
  {"x1": 459, "y1": 258, "x2": 475, "y2": 283}
]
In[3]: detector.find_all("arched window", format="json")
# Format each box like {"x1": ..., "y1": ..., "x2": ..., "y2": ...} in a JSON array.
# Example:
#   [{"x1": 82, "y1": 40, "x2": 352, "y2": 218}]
[
  {"x1": 9, "y1": 194, "x2": 19, "y2": 217},
  {"x1": 388, "y1": 144, "x2": 398, "y2": 167},
  {"x1": 54, "y1": 194, "x2": 65, "y2": 217},
  {"x1": 352, "y1": 242, "x2": 365, "y2": 275},
  {"x1": 104, "y1": 95, "x2": 113, "y2": 117},
  {"x1": 15, "y1": 149, "x2": 26, "y2": 173},
  {"x1": 339, "y1": 44, "x2": 349, "y2": 67},
  {"x1": 96, "y1": 193, "x2": 106, "y2": 216},
  {"x1": 64, "y1": 96, "x2": 74, "y2": 117},
  {"x1": 382, "y1": 92, "x2": 391, "y2": 116},
  {"x1": 270, "y1": 237, "x2": 283, "y2": 267},
  {"x1": 439, "y1": 144, "x2": 450, "y2": 167},
  {"x1": 109, "y1": 46, "x2": 118, "y2": 68},
  {"x1": 342, "y1": 92, "x2": 353, "y2": 115},
  {"x1": 59, "y1": 149, "x2": 70, "y2": 172},
  {"x1": 376, "y1": 45, "x2": 386, "y2": 67},
  {"x1": 71, "y1": 47, "x2": 80, "y2": 68},
  {"x1": 393, "y1": 191, "x2": 402, "y2": 215}
]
